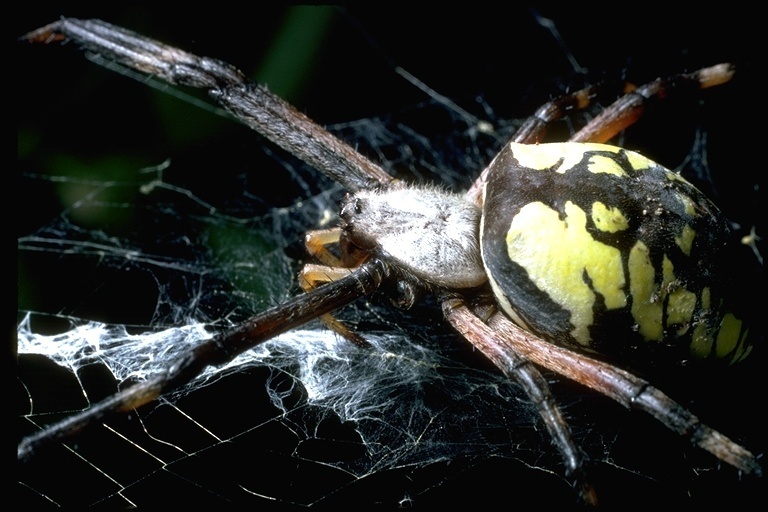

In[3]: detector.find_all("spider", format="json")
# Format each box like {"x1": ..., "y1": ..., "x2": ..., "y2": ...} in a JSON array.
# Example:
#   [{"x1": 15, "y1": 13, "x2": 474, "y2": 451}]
[{"x1": 18, "y1": 13, "x2": 763, "y2": 508}]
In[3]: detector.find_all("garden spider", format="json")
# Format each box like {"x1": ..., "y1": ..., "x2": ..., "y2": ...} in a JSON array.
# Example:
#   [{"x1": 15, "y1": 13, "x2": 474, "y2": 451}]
[{"x1": 18, "y1": 13, "x2": 763, "y2": 508}]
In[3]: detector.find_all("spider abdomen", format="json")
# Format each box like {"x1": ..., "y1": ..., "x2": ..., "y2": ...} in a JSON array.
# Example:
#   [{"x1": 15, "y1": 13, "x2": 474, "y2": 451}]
[{"x1": 481, "y1": 142, "x2": 751, "y2": 368}]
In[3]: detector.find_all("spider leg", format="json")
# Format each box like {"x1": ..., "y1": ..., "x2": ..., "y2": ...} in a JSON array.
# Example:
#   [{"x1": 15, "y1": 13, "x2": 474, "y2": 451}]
[
  {"x1": 464, "y1": 84, "x2": 596, "y2": 204},
  {"x1": 305, "y1": 228, "x2": 347, "y2": 267},
  {"x1": 19, "y1": 259, "x2": 388, "y2": 462},
  {"x1": 442, "y1": 293, "x2": 599, "y2": 506},
  {"x1": 300, "y1": 263, "x2": 370, "y2": 347},
  {"x1": 22, "y1": 18, "x2": 394, "y2": 193},
  {"x1": 570, "y1": 63, "x2": 734, "y2": 143},
  {"x1": 464, "y1": 63, "x2": 735, "y2": 204},
  {"x1": 302, "y1": 228, "x2": 373, "y2": 346},
  {"x1": 483, "y1": 310, "x2": 762, "y2": 476}
]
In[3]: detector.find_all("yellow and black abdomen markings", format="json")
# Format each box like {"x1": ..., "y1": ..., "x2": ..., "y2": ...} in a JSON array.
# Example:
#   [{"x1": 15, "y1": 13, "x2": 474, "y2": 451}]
[{"x1": 480, "y1": 142, "x2": 751, "y2": 368}]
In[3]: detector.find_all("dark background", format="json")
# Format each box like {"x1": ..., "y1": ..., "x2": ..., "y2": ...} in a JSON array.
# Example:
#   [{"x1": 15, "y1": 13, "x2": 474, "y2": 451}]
[{"x1": 17, "y1": 5, "x2": 765, "y2": 509}]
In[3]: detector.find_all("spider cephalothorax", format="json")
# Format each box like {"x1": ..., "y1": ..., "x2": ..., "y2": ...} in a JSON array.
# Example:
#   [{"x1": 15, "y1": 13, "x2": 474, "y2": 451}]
[{"x1": 339, "y1": 185, "x2": 486, "y2": 288}]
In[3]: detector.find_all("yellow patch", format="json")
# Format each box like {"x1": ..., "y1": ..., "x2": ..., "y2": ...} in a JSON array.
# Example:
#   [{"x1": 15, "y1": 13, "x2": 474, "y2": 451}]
[
  {"x1": 630, "y1": 248, "x2": 698, "y2": 342},
  {"x1": 716, "y1": 313, "x2": 746, "y2": 359},
  {"x1": 508, "y1": 143, "x2": 567, "y2": 171},
  {"x1": 688, "y1": 288, "x2": 714, "y2": 356},
  {"x1": 690, "y1": 308, "x2": 751, "y2": 364},
  {"x1": 508, "y1": 142, "x2": 622, "y2": 174},
  {"x1": 592, "y1": 201, "x2": 629, "y2": 233},
  {"x1": 628, "y1": 241, "x2": 663, "y2": 340},
  {"x1": 675, "y1": 189, "x2": 698, "y2": 216},
  {"x1": 690, "y1": 320, "x2": 715, "y2": 358},
  {"x1": 626, "y1": 150, "x2": 655, "y2": 171},
  {"x1": 675, "y1": 225, "x2": 696, "y2": 256},
  {"x1": 662, "y1": 257, "x2": 696, "y2": 332},
  {"x1": 587, "y1": 154, "x2": 627, "y2": 177},
  {"x1": 507, "y1": 201, "x2": 626, "y2": 346}
]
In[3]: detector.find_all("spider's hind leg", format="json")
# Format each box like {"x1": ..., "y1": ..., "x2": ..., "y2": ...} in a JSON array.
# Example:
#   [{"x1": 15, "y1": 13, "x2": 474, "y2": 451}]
[
  {"x1": 441, "y1": 295, "x2": 599, "y2": 506},
  {"x1": 570, "y1": 63, "x2": 735, "y2": 144},
  {"x1": 465, "y1": 63, "x2": 735, "y2": 206}
]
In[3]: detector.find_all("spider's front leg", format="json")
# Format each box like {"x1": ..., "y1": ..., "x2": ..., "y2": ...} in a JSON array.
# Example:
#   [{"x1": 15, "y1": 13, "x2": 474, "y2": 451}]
[
  {"x1": 23, "y1": 18, "x2": 394, "y2": 193},
  {"x1": 301, "y1": 228, "x2": 372, "y2": 347}
]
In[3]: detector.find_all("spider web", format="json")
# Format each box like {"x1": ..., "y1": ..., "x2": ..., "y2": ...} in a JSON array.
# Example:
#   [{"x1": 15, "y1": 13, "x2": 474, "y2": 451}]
[{"x1": 17, "y1": 7, "x2": 766, "y2": 508}]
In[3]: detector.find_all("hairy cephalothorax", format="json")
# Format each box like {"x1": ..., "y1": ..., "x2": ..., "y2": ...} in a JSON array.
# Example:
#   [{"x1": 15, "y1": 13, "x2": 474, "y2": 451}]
[{"x1": 340, "y1": 185, "x2": 486, "y2": 288}]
